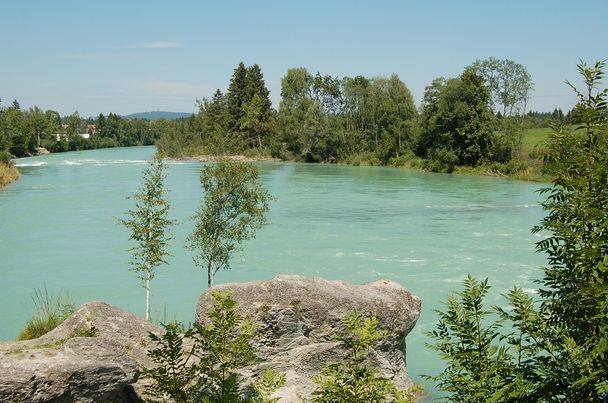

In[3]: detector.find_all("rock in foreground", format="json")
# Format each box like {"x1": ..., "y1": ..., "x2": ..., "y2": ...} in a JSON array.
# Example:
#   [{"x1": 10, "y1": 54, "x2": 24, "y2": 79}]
[
  {"x1": 0, "y1": 301, "x2": 161, "y2": 403},
  {"x1": 196, "y1": 275, "x2": 421, "y2": 401}
]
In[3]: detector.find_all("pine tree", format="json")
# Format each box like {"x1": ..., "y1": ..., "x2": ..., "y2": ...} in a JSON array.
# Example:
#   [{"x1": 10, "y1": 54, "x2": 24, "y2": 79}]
[{"x1": 226, "y1": 62, "x2": 249, "y2": 132}]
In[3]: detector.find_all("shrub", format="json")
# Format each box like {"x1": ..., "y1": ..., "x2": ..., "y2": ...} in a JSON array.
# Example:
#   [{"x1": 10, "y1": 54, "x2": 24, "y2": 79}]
[
  {"x1": 17, "y1": 286, "x2": 75, "y2": 341},
  {"x1": 0, "y1": 149, "x2": 11, "y2": 164},
  {"x1": 144, "y1": 290, "x2": 284, "y2": 403},
  {"x1": 312, "y1": 310, "x2": 417, "y2": 402},
  {"x1": 487, "y1": 160, "x2": 528, "y2": 175},
  {"x1": 423, "y1": 147, "x2": 458, "y2": 173}
]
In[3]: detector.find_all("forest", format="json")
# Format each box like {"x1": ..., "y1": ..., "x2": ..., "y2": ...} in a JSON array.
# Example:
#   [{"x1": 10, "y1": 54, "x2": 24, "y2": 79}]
[{"x1": 154, "y1": 59, "x2": 584, "y2": 178}]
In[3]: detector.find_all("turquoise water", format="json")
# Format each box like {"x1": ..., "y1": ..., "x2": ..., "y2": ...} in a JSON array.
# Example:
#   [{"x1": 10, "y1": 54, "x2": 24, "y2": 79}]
[{"x1": 1, "y1": 146, "x2": 546, "y2": 397}]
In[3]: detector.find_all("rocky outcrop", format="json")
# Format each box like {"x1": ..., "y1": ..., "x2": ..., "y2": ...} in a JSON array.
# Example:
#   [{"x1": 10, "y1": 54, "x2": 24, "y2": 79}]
[
  {"x1": 0, "y1": 302, "x2": 161, "y2": 403},
  {"x1": 0, "y1": 276, "x2": 421, "y2": 402},
  {"x1": 196, "y1": 275, "x2": 421, "y2": 401}
]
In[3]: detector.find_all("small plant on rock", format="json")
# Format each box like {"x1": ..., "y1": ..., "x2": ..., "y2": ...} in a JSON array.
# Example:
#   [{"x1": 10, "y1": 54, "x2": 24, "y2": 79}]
[
  {"x1": 312, "y1": 310, "x2": 416, "y2": 403},
  {"x1": 144, "y1": 290, "x2": 284, "y2": 402}
]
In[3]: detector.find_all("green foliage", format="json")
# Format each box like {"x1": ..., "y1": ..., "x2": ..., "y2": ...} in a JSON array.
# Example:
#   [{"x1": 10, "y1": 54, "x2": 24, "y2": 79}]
[
  {"x1": 193, "y1": 290, "x2": 259, "y2": 402},
  {"x1": 486, "y1": 160, "x2": 528, "y2": 176},
  {"x1": 17, "y1": 286, "x2": 75, "y2": 341},
  {"x1": 144, "y1": 290, "x2": 282, "y2": 403},
  {"x1": 530, "y1": 60, "x2": 608, "y2": 400},
  {"x1": 251, "y1": 369, "x2": 286, "y2": 403},
  {"x1": 144, "y1": 322, "x2": 200, "y2": 402},
  {"x1": 424, "y1": 276, "x2": 514, "y2": 402},
  {"x1": 188, "y1": 161, "x2": 272, "y2": 287},
  {"x1": 469, "y1": 58, "x2": 534, "y2": 118},
  {"x1": 418, "y1": 69, "x2": 497, "y2": 166},
  {"x1": 422, "y1": 147, "x2": 458, "y2": 173},
  {"x1": 312, "y1": 310, "x2": 414, "y2": 403},
  {"x1": 427, "y1": 61, "x2": 608, "y2": 402},
  {"x1": 119, "y1": 158, "x2": 175, "y2": 320},
  {"x1": 0, "y1": 149, "x2": 11, "y2": 164}
]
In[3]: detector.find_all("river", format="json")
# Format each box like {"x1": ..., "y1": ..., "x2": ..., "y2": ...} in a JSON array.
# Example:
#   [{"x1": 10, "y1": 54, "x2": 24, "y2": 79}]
[{"x1": 1, "y1": 145, "x2": 547, "y2": 398}]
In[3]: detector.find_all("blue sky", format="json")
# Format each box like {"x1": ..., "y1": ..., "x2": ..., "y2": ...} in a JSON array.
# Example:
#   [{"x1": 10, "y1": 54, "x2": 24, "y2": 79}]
[{"x1": 1, "y1": 0, "x2": 606, "y2": 117}]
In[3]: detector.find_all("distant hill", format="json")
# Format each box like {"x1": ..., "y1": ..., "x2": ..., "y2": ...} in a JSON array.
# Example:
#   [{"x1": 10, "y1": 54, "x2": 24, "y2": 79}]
[{"x1": 122, "y1": 111, "x2": 193, "y2": 120}]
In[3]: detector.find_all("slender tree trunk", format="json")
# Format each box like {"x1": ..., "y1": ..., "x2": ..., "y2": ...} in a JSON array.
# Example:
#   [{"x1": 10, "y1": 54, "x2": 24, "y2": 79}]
[
  {"x1": 146, "y1": 271, "x2": 151, "y2": 321},
  {"x1": 207, "y1": 262, "x2": 213, "y2": 288},
  {"x1": 146, "y1": 221, "x2": 152, "y2": 321}
]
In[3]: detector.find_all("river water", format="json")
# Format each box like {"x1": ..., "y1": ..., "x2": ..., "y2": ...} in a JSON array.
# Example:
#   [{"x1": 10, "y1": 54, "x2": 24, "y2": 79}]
[{"x1": 1, "y1": 145, "x2": 547, "y2": 397}]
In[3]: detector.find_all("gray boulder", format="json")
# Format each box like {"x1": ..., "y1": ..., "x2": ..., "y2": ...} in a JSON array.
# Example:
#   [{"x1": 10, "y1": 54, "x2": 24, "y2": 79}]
[
  {"x1": 0, "y1": 301, "x2": 161, "y2": 403},
  {"x1": 196, "y1": 275, "x2": 421, "y2": 401}
]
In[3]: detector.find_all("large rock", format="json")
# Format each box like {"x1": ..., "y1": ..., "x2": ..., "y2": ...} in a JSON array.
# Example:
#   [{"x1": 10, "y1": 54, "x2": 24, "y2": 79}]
[
  {"x1": 0, "y1": 301, "x2": 161, "y2": 403},
  {"x1": 196, "y1": 275, "x2": 421, "y2": 401}
]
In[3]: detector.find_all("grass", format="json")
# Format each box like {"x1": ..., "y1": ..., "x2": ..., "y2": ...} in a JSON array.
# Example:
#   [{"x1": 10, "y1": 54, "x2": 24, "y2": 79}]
[
  {"x1": 0, "y1": 162, "x2": 20, "y2": 186},
  {"x1": 16, "y1": 286, "x2": 76, "y2": 341},
  {"x1": 521, "y1": 127, "x2": 554, "y2": 151}
]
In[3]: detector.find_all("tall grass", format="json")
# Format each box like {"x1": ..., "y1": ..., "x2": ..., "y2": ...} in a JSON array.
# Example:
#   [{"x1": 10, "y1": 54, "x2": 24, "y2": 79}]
[
  {"x1": 16, "y1": 286, "x2": 75, "y2": 341},
  {"x1": 0, "y1": 162, "x2": 20, "y2": 186}
]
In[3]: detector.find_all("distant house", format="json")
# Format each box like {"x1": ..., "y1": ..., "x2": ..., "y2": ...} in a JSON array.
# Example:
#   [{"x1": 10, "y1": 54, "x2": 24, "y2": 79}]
[
  {"x1": 86, "y1": 124, "x2": 97, "y2": 135},
  {"x1": 54, "y1": 133, "x2": 90, "y2": 141}
]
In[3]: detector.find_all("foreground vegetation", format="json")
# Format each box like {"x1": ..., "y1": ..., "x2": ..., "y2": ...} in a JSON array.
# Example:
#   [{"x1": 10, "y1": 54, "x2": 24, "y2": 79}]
[
  {"x1": 146, "y1": 291, "x2": 417, "y2": 402},
  {"x1": 427, "y1": 61, "x2": 608, "y2": 401},
  {"x1": 16, "y1": 286, "x2": 75, "y2": 341}
]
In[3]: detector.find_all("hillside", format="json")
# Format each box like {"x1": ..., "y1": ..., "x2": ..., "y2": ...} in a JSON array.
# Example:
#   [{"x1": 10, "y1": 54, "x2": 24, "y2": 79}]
[{"x1": 122, "y1": 111, "x2": 193, "y2": 120}]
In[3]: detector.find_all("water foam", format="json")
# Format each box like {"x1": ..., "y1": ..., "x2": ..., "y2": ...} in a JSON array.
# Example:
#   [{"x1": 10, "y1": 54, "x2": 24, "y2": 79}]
[{"x1": 15, "y1": 161, "x2": 46, "y2": 167}]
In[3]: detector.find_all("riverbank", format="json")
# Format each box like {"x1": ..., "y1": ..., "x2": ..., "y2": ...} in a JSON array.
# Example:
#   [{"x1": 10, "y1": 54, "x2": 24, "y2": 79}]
[
  {"x1": 168, "y1": 151, "x2": 550, "y2": 183},
  {"x1": 176, "y1": 154, "x2": 281, "y2": 163},
  {"x1": 0, "y1": 163, "x2": 20, "y2": 187}
]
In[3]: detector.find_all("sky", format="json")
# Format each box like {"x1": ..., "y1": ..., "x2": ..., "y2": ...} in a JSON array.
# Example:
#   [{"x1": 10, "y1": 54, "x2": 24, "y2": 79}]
[{"x1": 1, "y1": 0, "x2": 606, "y2": 117}]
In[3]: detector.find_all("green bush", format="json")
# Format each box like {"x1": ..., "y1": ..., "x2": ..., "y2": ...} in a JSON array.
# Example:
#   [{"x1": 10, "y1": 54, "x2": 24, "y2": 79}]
[
  {"x1": 144, "y1": 290, "x2": 284, "y2": 403},
  {"x1": 17, "y1": 286, "x2": 75, "y2": 341},
  {"x1": 423, "y1": 147, "x2": 458, "y2": 173},
  {"x1": 312, "y1": 310, "x2": 417, "y2": 402},
  {"x1": 387, "y1": 151, "x2": 424, "y2": 168},
  {"x1": 487, "y1": 160, "x2": 528, "y2": 175},
  {"x1": 0, "y1": 149, "x2": 11, "y2": 164},
  {"x1": 341, "y1": 152, "x2": 382, "y2": 166}
]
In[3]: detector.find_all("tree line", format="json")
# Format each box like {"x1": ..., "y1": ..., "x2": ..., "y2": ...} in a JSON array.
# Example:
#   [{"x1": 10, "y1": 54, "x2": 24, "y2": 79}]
[
  {"x1": 156, "y1": 58, "x2": 563, "y2": 173},
  {"x1": 0, "y1": 99, "x2": 186, "y2": 161}
]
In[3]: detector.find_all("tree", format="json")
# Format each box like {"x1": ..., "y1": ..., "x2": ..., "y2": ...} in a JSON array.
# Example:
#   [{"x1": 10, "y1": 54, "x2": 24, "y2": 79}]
[
  {"x1": 227, "y1": 62, "x2": 250, "y2": 132},
  {"x1": 469, "y1": 58, "x2": 534, "y2": 118},
  {"x1": 241, "y1": 93, "x2": 274, "y2": 149},
  {"x1": 418, "y1": 69, "x2": 495, "y2": 166},
  {"x1": 188, "y1": 161, "x2": 271, "y2": 287},
  {"x1": 427, "y1": 61, "x2": 608, "y2": 402},
  {"x1": 119, "y1": 158, "x2": 175, "y2": 321}
]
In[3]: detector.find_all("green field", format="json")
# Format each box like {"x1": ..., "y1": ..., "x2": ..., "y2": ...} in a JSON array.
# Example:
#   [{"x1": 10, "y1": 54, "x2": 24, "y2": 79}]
[{"x1": 521, "y1": 127, "x2": 553, "y2": 152}]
